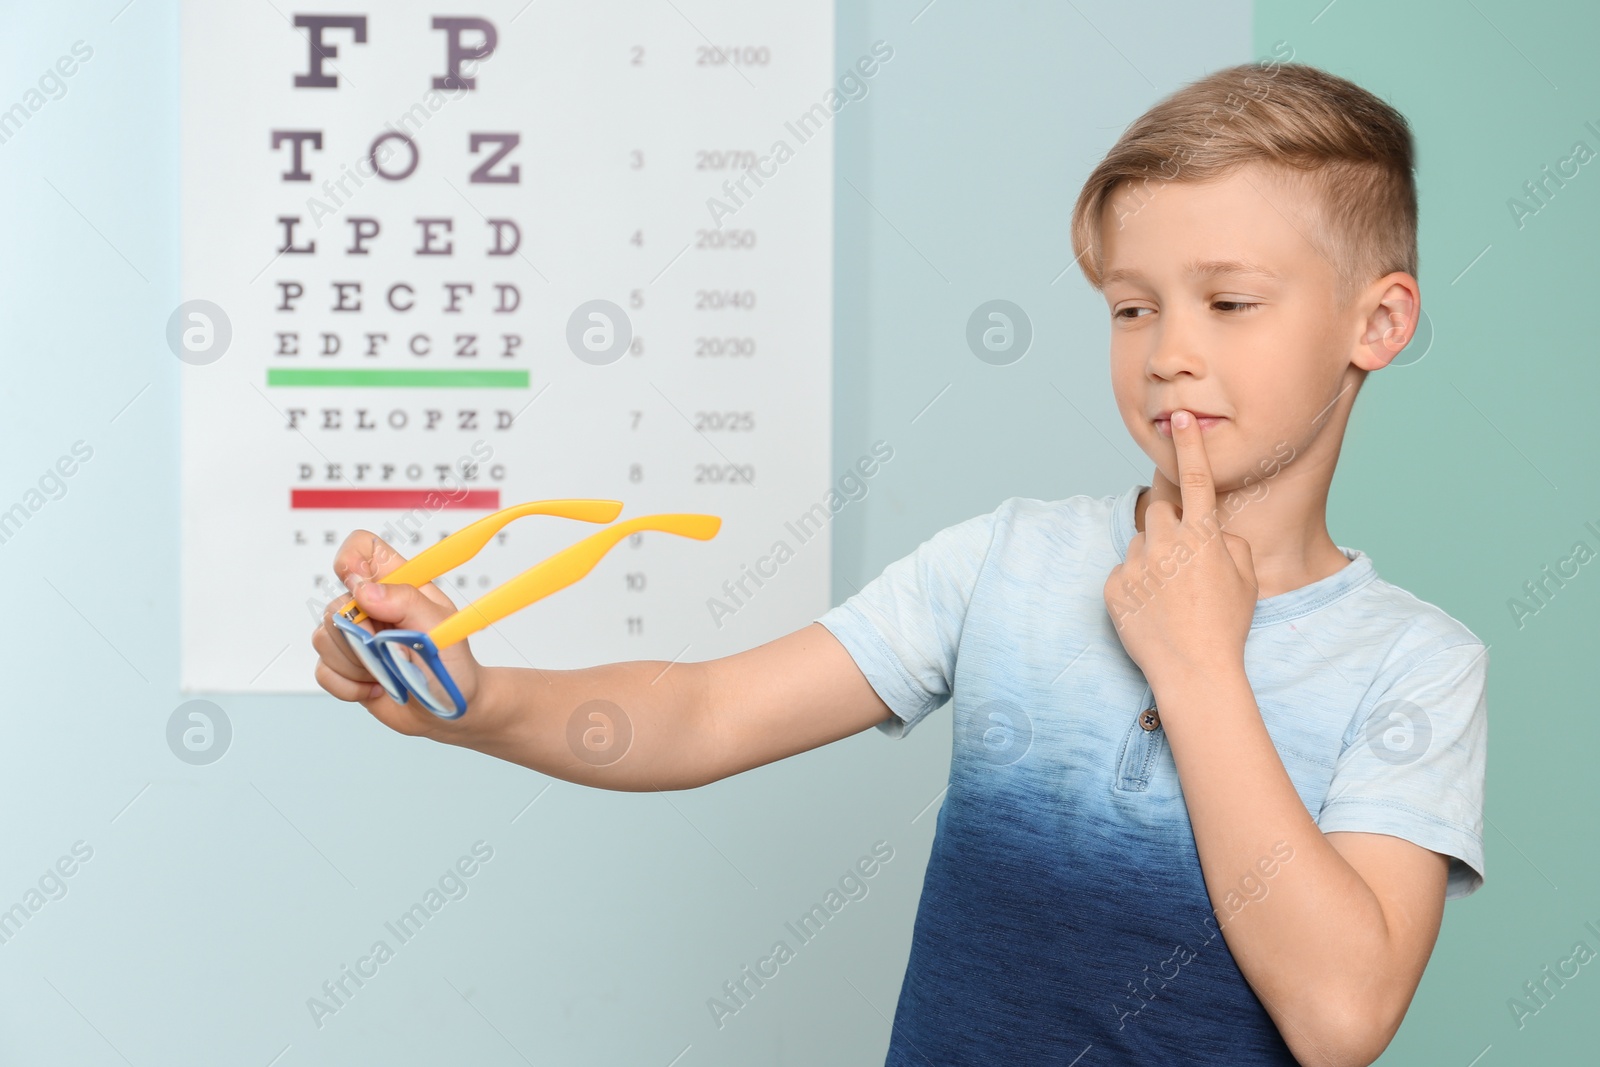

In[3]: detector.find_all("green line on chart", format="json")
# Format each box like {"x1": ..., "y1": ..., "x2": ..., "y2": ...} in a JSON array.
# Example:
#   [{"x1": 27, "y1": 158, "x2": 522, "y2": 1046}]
[{"x1": 267, "y1": 369, "x2": 529, "y2": 388}]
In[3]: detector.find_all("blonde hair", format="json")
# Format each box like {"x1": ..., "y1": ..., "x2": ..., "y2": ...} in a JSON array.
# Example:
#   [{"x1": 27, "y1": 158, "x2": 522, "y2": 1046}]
[{"x1": 1071, "y1": 60, "x2": 1417, "y2": 310}]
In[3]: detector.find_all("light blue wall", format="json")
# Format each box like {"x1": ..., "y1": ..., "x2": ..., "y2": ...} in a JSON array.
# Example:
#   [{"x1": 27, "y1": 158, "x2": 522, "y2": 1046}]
[{"x1": 7, "y1": 1, "x2": 1590, "y2": 1064}]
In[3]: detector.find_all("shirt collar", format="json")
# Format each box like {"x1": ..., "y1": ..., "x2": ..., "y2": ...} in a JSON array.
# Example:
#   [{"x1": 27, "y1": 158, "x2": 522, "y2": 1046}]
[{"x1": 1110, "y1": 482, "x2": 1377, "y2": 628}]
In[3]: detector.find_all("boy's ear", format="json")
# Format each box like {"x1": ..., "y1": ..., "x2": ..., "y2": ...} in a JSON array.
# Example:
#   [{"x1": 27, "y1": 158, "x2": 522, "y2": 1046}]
[{"x1": 1353, "y1": 272, "x2": 1421, "y2": 372}]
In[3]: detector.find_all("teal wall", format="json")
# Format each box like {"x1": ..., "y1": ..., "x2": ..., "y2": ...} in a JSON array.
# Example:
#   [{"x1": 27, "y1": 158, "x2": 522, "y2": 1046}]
[
  {"x1": 0, "y1": 0, "x2": 1591, "y2": 1063},
  {"x1": 1244, "y1": 2, "x2": 1600, "y2": 1063}
]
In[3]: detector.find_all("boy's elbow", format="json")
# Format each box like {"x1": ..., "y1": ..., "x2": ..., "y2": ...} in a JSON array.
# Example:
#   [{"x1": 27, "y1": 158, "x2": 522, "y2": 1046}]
[{"x1": 1283, "y1": 988, "x2": 1402, "y2": 1067}]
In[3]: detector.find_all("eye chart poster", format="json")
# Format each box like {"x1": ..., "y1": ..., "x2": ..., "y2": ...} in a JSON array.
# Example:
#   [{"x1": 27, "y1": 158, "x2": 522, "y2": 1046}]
[{"x1": 180, "y1": 2, "x2": 835, "y2": 691}]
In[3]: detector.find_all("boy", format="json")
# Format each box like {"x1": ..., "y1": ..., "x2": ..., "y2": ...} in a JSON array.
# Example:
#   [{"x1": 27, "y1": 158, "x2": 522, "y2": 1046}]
[{"x1": 313, "y1": 59, "x2": 1488, "y2": 1066}]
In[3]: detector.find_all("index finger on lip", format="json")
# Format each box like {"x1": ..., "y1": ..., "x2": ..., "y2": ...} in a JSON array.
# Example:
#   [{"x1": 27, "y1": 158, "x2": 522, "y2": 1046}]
[{"x1": 1172, "y1": 409, "x2": 1217, "y2": 525}]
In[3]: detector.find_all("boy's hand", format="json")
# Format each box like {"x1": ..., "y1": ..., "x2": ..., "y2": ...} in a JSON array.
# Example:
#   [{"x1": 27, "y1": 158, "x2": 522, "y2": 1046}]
[
  {"x1": 1104, "y1": 409, "x2": 1259, "y2": 688},
  {"x1": 311, "y1": 530, "x2": 484, "y2": 739}
]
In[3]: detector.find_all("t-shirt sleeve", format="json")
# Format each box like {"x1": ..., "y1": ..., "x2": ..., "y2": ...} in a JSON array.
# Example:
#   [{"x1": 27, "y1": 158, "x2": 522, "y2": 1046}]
[
  {"x1": 1316, "y1": 641, "x2": 1489, "y2": 899},
  {"x1": 812, "y1": 504, "x2": 1003, "y2": 739}
]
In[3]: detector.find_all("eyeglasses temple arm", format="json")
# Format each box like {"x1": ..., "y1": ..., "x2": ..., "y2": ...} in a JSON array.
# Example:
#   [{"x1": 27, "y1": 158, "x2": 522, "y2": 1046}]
[
  {"x1": 343, "y1": 499, "x2": 623, "y2": 623},
  {"x1": 426, "y1": 513, "x2": 721, "y2": 649}
]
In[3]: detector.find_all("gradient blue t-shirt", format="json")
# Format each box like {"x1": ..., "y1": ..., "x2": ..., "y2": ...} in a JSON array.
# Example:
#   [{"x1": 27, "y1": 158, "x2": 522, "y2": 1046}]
[{"x1": 814, "y1": 484, "x2": 1488, "y2": 1065}]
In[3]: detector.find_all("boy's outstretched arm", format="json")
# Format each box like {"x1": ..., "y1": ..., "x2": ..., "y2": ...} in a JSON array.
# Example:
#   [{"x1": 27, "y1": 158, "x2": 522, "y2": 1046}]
[
  {"x1": 1106, "y1": 411, "x2": 1452, "y2": 1067},
  {"x1": 312, "y1": 530, "x2": 894, "y2": 792}
]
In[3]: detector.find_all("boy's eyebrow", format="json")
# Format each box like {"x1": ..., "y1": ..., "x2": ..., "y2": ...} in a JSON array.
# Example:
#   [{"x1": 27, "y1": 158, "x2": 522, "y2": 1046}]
[{"x1": 1102, "y1": 258, "x2": 1282, "y2": 286}]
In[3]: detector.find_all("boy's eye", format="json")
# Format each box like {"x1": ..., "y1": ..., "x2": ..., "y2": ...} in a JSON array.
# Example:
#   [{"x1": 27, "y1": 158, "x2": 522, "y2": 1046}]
[{"x1": 1113, "y1": 301, "x2": 1260, "y2": 319}]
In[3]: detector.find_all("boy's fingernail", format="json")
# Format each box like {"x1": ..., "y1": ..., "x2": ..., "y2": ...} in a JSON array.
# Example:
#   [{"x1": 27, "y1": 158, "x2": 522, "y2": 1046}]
[{"x1": 361, "y1": 580, "x2": 386, "y2": 600}]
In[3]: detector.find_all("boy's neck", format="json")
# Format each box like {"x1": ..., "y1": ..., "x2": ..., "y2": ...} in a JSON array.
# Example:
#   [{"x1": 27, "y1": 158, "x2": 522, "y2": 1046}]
[{"x1": 1132, "y1": 477, "x2": 1350, "y2": 601}]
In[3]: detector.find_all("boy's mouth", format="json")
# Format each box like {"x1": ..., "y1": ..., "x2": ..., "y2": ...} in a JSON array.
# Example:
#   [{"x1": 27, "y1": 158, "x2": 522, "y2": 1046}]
[{"x1": 1153, "y1": 415, "x2": 1226, "y2": 437}]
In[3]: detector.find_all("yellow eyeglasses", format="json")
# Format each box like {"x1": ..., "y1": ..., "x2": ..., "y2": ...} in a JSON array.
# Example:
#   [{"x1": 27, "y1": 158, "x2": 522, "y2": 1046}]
[{"x1": 332, "y1": 499, "x2": 721, "y2": 718}]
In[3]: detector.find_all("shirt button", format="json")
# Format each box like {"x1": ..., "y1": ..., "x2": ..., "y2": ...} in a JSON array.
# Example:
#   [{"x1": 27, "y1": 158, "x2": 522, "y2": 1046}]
[{"x1": 1139, "y1": 707, "x2": 1161, "y2": 732}]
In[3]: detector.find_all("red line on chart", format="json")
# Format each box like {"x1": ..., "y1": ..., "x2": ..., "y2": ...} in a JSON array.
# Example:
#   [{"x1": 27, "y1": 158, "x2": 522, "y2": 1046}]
[{"x1": 290, "y1": 489, "x2": 501, "y2": 510}]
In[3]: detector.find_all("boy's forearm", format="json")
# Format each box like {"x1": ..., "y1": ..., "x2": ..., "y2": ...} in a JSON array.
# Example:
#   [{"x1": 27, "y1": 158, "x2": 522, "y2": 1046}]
[
  {"x1": 1153, "y1": 663, "x2": 1398, "y2": 1067},
  {"x1": 444, "y1": 660, "x2": 718, "y2": 792}
]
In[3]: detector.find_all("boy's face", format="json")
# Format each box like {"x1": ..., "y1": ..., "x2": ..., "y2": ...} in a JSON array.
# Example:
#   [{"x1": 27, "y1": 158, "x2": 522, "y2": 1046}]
[{"x1": 1098, "y1": 163, "x2": 1372, "y2": 495}]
